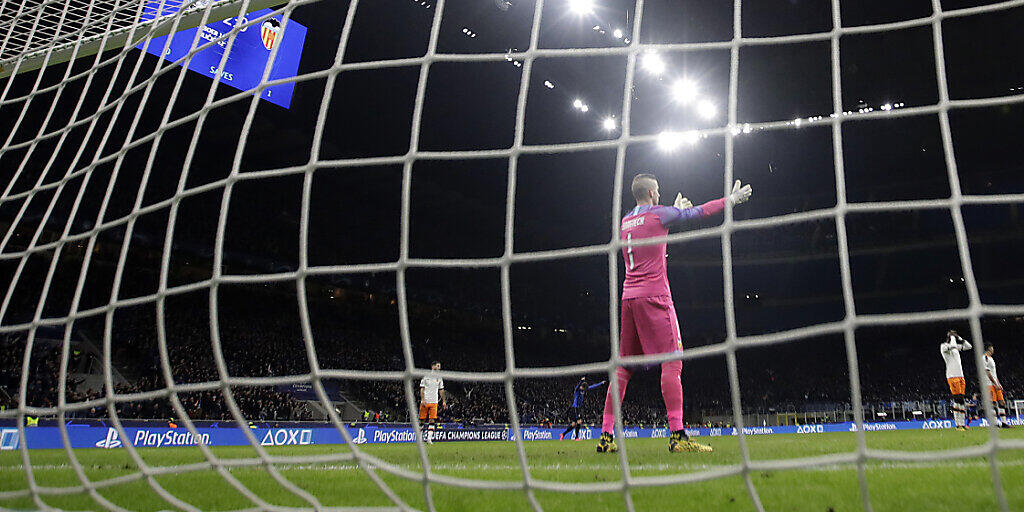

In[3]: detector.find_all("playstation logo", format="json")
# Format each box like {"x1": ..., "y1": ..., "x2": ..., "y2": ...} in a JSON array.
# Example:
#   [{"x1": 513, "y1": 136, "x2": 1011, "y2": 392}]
[
  {"x1": 95, "y1": 428, "x2": 123, "y2": 449},
  {"x1": 351, "y1": 428, "x2": 367, "y2": 444},
  {"x1": 849, "y1": 423, "x2": 857, "y2": 432},
  {"x1": 0, "y1": 429, "x2": 18, "y2": 450}
]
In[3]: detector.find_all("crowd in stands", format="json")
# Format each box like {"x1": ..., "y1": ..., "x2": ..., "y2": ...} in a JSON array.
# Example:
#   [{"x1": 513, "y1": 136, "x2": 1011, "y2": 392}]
[
  {"x1": 0, "y1": 335, "x2": 307, "y2": 421},
  {"x1": 3, "y1": 279, "x2": 1023, "y2": 426},
  {"x1": 0, "y1": 282, "x2": 681, "y2": 425},
  {"x1": 1, "y1": 232, "x2": 1022, "y2": 427}
]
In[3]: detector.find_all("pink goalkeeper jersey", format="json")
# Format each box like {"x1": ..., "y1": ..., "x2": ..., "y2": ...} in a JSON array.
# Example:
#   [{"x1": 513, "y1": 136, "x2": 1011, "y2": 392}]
[{"x1": 620, "y1": 199, "x2": 727, "y2": 300}]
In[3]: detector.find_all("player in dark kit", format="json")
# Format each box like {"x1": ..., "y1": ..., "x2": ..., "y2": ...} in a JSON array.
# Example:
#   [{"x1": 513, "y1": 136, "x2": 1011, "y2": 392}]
[
  {"x1": 967, "y1": 394, "x2": 979, "y2": 426},
  {"x1": 560, "y1": 377, "x2": 606, "y2": 440}
]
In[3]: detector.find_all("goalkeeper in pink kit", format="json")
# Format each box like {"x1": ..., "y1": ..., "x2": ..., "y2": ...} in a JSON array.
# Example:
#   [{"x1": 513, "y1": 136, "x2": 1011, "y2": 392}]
[{"x1": 597, "y1": 173, "x2": 752, "y2": 454}]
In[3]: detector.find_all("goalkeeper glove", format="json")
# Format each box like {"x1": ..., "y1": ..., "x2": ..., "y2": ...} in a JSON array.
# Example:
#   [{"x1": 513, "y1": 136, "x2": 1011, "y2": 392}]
[
  {"x1": 674, "y1": 193, "x2": 692, "y2": 210},
  {"x1": 728, "y1": 180, "x2": 752, "y2": 205}
]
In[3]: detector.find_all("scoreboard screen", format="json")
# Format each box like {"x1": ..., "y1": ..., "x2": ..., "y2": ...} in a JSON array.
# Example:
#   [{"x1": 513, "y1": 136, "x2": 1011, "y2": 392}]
[{"x1": 137, "y1": 0, "x2": 307, "y2": 108}]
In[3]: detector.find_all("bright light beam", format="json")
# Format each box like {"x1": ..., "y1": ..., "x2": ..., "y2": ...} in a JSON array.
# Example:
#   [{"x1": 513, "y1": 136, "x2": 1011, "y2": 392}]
[
  {"x1": 641, "y1": 52, "x2": 665, "y2": 76},
  {"x1": 697, "y1": 100, "x2": 716, "y2": 119},
  {"x1": 568, "y1": 0, "x2": 593, "y2": 14},
  {"x1": 572, "y1": 98, "x2": 583, "y2": 109},
  {"x1": 671, "y1": 79, "x2": 698, "y2": 104},
  {"x1": 658, "y1": 130, "x2": 701, "y2": 151},
  {"x1": 602, "y1": 117, "x2": 617, "y2": 131},
  {"x1": 657, "y1": 131, "x2": 682, "y2": 151}
]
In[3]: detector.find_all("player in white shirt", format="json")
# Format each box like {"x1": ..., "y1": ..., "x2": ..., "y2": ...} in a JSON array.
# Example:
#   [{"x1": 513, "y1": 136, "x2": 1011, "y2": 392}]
[
  {"x1": 983, "y1": 345, "x2": 1011, "y2": 428},
  {"x1": 940, "y1": 330, "x2": 972, "y2": 431},
  {"x1": 419, "y1": 361, "x2": 446, "y2": 444}
]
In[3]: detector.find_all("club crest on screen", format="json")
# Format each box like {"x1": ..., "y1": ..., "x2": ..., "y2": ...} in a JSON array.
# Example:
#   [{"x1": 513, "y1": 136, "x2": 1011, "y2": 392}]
[{"x1": 261, "y1": 18, "x2": 281, "y2": 50}]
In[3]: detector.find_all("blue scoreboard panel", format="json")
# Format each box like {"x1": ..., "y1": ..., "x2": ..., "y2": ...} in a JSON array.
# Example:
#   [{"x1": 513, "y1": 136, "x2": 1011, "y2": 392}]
[{"x1": 137, "y1": 0, "x2": 307, "y2": 108}]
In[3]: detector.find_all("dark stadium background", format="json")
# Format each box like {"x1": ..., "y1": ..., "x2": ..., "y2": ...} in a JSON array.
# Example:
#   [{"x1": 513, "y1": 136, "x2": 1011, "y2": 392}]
[{"x1": 0, "y1": 0, "x2": 1022, "y2": 426}]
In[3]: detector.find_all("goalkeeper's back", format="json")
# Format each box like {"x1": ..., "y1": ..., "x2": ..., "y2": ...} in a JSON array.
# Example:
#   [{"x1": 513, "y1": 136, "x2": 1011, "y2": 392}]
[{"x1": 620, "y1": 205, "x2": 673, "y2": 300}]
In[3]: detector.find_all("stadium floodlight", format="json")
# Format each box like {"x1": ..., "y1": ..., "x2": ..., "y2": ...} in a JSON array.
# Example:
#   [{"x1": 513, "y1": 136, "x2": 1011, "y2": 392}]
[
  {"x1": 657, "y1": 130, "x2": 699, "y2": 151},
  {"x1": 573, "y1": 98, "x2": 584, "y2": 109},
  {"x1": 657, "y1": 131, "x2": 682, "y2": 151},
  {"x1": 602, "y1": 117, "x2": 617, "y2": 131},
  {"x1": 697, "y1": 100, "x2": 716, "y2": 119},
  {"x1": 568, "y1": 0, "x2": 593, "y2": 14},
  {"x1": 641, "y1": 52, "x2": 666, "y2": 76},
  {"x1": 881, "y1": 103, "x2": 893, "y2": 111},
  {"x1": 671, "y1": 79, "x2": 698, "y2": 104},
  {"x1": 613, "y1": 28, "x2": 623, "y2": 38},
  {"x1": 7, "y1": 0, "x2": 1024, "y2": 506},
  {"x1": 580, "y1": 104, "x2": 589, "y2": 113},
  {"x1": 544, "y1": 80, "x2": 555, "y2": 89}
]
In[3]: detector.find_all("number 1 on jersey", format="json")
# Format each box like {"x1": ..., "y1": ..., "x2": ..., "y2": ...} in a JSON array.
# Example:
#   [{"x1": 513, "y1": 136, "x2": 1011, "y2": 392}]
[{"x1": 627, "y1": 233, "x2": 634, "y2": 270}]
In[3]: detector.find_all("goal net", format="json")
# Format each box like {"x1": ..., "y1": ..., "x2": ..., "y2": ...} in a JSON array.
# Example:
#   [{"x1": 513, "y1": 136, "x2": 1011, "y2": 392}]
[{"x1": 1, "y1": 0, "x2": 1023, "y2": 510}]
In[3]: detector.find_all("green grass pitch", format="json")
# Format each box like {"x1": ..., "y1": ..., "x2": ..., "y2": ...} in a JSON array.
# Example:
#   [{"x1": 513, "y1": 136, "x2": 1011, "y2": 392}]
[{"x1": 2, "y1": 428, "x2": 1023, "y2": 511}]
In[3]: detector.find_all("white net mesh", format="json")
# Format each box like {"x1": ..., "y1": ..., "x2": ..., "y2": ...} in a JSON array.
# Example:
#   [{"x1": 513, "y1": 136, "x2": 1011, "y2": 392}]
[{"x1": 1, "y1": 0, "x2": 1024, "y2": 510}]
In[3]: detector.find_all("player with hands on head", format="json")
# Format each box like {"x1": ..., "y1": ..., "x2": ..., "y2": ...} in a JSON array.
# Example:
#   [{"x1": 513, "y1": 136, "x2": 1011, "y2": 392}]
[
  {"x1": 597, "y1": 173, "x2": 753, "y2": 454},
  {"x1": 940, "y1": 330, "x2": 972, "y2": 431}
]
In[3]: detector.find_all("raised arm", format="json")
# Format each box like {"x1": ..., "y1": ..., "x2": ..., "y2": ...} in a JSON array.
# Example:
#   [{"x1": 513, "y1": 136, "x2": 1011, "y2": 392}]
[
  {"x1": 654, "y1": 199, "x2": 726, "y2": 226},
  {"x1": 588, "y1": 381, "x2": 607, "y2": 390},
  {"x1": 657, "y1": 180, "x2": 753, "y2": 227}
]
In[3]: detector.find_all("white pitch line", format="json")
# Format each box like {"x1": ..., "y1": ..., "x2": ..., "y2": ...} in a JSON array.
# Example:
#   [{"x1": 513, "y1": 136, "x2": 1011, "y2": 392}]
[{"x1": 4, "y1": 459, "x2": 1024, "y2": 473}]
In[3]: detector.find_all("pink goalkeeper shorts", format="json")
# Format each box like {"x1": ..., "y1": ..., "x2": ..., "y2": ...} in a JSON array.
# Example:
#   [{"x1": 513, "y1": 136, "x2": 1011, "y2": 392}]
[{"x1": 619, "y1": 296, "x2": 683, "y2": 357}]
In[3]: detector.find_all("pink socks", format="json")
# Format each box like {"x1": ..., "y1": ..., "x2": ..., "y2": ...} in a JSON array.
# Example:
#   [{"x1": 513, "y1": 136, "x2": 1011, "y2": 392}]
[
  {"x1": 602, "y1": 367, "x2": 633, "y2": 432},
  {"x1": 661, "y1": 360, "x2": 684, "y2": 431},
  {"x1": 601, "y1": 362, "x2": 684, "y2": 433}
]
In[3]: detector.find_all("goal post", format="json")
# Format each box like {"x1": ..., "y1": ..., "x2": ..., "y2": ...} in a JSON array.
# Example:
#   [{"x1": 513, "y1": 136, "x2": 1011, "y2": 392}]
[{"x1": 2, "y1": 0, "x2": 1024, "y2": 510}]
